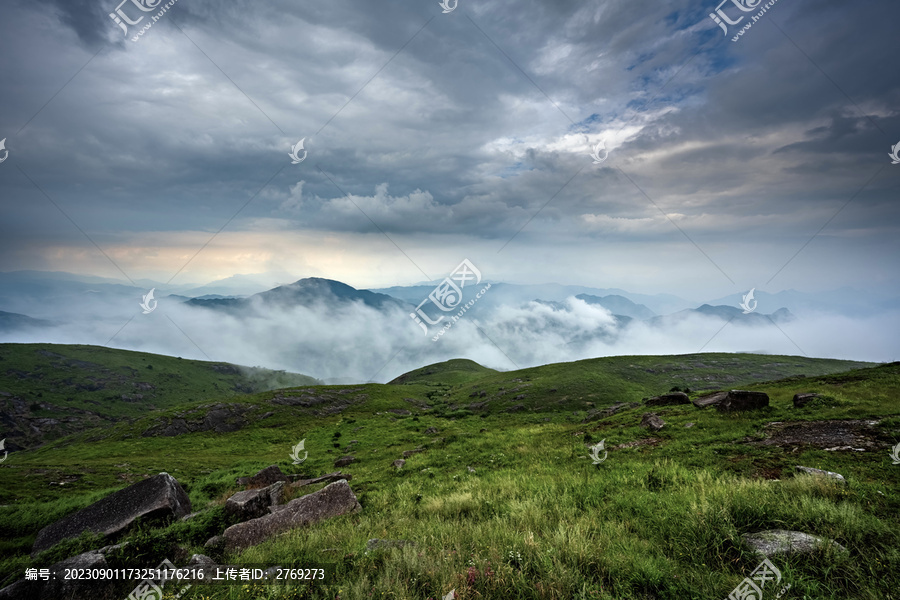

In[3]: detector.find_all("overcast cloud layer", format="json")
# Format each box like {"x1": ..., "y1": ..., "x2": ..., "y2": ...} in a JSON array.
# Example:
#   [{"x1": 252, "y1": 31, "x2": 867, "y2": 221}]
[{"x1": 1, "y1": 0, "x2": 898, "y2": 373}]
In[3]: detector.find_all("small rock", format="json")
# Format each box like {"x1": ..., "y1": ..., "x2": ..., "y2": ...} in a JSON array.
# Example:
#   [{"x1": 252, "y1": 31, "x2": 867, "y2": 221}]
[
  {"x1": 794, "y1": 466, "x2": 846, "y2": 484},
  {"x1": 742, "y1": 530, "x2": 848, "y2": 558},
  {"x1": 684, "y1": 422, "x2": 695, "y2": 428},
  {"x1": 640, "y1": 413, "x2": 666, "y2": 431},
  {"x1": 402, "y1": 448, "x2": 425, "y2": 458},
  {"x1": 393, "y1": 459, "x2": 406, "y2": 469},
  {"x1": 225, "y1": 481, "x2": 286, "y2": 520},
  {"x1": 467, "y1": 466, "x2": 476, "y2": 473},
  {"x1": 424, "y1": 427, "x2": 438, "y2": 434}
]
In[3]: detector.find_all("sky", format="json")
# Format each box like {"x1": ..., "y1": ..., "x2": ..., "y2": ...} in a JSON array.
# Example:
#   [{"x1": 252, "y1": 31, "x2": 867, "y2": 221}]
[{"x1": 0, "y1": 1, "x2": 898, "y2": 309}]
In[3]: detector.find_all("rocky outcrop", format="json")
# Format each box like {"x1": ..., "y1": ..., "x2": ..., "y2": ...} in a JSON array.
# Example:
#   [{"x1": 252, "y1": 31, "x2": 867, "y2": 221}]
[
  {"x1": 32, "y1": 473, "x2": 191, "y2": 556},
  {"x1": 236, "y1": 465, "x2": 290, "y2": 488},
  {"x1": 742, "y1": 530, "x2": 848, "y2": 557},
  {"x1": 142, "y1": 403, "x2": 256, "y2": 437},
  {"x1": 225, "y1": 481, "x2": 285, "y2": 520},
  {"x1": 644, "y1": 392, "x2": 690, "y2": 407},
  {"x1": 693, "y1": 390, "x2": 769, "y2": 411},
  {"x1": 221, "y1": 480, "x2": 361, "y2": 552}
]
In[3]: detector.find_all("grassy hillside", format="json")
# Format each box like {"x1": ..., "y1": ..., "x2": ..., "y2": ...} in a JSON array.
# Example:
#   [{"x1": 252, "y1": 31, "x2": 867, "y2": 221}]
[
  {"x1": 0, "y1": 343, "x2": 320, "y2": 449},
  {"x1": 0, "y1": 349, "x2": 897, "y2": 599}
]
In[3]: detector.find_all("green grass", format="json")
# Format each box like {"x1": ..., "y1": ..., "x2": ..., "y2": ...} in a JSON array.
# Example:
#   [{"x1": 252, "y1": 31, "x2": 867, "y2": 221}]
[{"x1": 0, "y1": 348, "x2": 897, "y2": 599}]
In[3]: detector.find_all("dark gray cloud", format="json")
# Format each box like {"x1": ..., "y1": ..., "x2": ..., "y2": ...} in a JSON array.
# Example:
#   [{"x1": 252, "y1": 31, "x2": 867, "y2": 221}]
[{"x1": 1, "y1": 0, "x2": 898, "y2": 300}]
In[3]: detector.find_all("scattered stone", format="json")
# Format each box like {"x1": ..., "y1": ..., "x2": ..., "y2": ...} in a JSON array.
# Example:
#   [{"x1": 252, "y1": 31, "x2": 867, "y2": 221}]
[
  {"x1": 582, "y1": 402, "x2": 641, "y2": 423},
  {"x1": 424, "y1": 427, "x2": 438, "y2": 434},
  {"x1": 226, "y1": 481, "x2": 286, "y2": 521},
  {"x1": 742, "y1": 530, "x2": 848, "y2": 558},
  {"x1": 188, "y1": 553, "x2": 217, "y2": 567},
  {"x1": 236, "y1": 465, "x2": 290, "y2": 488},
  {"x1": 222, "y1": 480, "x2": 362, "y2": 552},
  {"x1": 402, "y1": 448, "x2": 425, "y2": 458},
  {"x1": 684, "y1": 422, "x2": 695, "y2": 428},
  {"x1": 506, "y1": 405, "x2": 525, "y2": 413},
  {"x1": 387, "y1": 408, "x2": 412, "y2": 416},
  {"x1": 640, "y1": 413, "x2": 666, "y2": 431},
  {"x1": 794, "y1": 466, "x2": 846, "y2": 484},
  {"x1": 0, "y1": 550, "x2": 113, "y2": 599},
  {"x1": 514, "y1": 394, "x2": 526, "y2": 400},
  {"x1": 467, "y1": 466, "x2": 476, "y2": 473},
  {"x1": 793, "y1": 393, "x2": 823, "y2": 408},
  {"x1": 693, "y1": 390, "x2": 769, "y2": 411},
  {"x1": 333, "y1": 455, "x2": 356, "y2": 468},
  {"x1": 366, "y1": 539, "x2": 414, "y2": 551},
  {"x1": 393, "y1": 459, "x2": 406, "y2": 469},
  {"x1": 644, "y1": 392, "x2": 690, "y2": 407},
  {"x1": 32, "y1": 473, "x2": 191, "y2": 557},
  {"x1": 612, "y1": 438, "x2": 662, "y2": 450}
]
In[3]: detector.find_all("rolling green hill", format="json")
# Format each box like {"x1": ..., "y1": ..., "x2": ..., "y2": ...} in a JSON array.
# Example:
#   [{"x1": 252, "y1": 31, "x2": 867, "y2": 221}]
[
  {"x1": 0, "y1": 347, "x2": 897, "y2": 600},
  {"x1": 0, "y1": 343, "x2": 320, "y2": 450}
]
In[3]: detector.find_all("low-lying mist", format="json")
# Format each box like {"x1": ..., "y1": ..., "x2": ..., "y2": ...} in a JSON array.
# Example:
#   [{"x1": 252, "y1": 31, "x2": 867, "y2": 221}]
[{"x1": 2, "y1": 296, "x2": 897, "y2": 383}]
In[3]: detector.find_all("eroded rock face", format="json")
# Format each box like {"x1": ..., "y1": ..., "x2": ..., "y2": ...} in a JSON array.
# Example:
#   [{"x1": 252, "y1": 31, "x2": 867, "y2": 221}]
[
  {"x1": 222, "y1": 480, "x2": 362, "y2": 552},
  {"x1": 32, "y1": 473, "x2": 191, "y2": 557},
  {"x1": 644, "y1": 392, "x2": 690, "y2": 407},
  {"x1": 742, "y1": 530, "x2": 848, "y2": 558},
  {"x1": 226, "y1": 481, "x2": 286, "y2": 521}
]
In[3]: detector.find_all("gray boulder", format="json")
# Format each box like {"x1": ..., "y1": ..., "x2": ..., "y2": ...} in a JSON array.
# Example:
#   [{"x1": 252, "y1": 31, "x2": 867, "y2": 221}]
[
  {"x1": 742, "y1": 530, "x2": 848, "y2": 557},
  {"x1": 236, "y1": 465, "x2": 290, "y2": 488},
  {"x1": 222, "y1": 480, "x2": 362, "y2": 551},
  {"x1": 644, "y1": 392, "x2": 690, "y2": 407},
  {"x1": 640, "y1": 413, "x2": 666, "y2": 431},
  {"x1": 226, "y1": 481, "x2": 285, "y2": 520},
  {"x1": 795, "y1": 466, "x2": 846, "y2": 484},
  {"x1": 402, "y1": 448, "x2": 425, "y2": 458},
  {"x1": 393, "y1": 459, "x2": 406, "y2": 469},
  {"x1": 793, "y1": 393, "x2": 822, "y2": 408},
  {"x1": 692, "y1": 391, "x2": 727, "y2": 408},
  {"x1": 32, "y1": 473, "x2": 191, "y2": 556}
]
